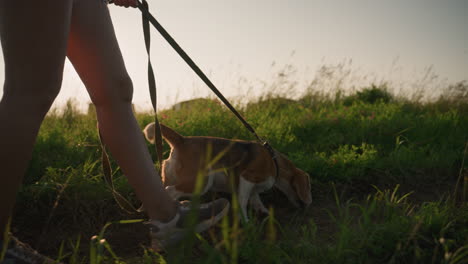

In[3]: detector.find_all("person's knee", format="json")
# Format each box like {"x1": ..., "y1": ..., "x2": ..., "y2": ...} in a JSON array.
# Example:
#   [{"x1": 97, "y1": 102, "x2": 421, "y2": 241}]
[
  {"x1": 2, "y1": 73, "x2": 62, "y2": 114},
  {"x1": 90, "y1": 75, "x2": 134, "y2": 108}
]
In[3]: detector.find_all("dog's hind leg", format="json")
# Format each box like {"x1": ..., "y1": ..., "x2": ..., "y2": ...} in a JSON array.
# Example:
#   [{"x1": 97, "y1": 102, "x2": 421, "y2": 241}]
[{"x1": 238, "y1": 177, "x2": 255, "y2": 222}]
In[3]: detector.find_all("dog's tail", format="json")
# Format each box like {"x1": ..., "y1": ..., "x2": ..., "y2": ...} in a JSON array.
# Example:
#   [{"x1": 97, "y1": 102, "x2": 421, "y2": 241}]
[{"x1": 143, "y1": 122, "x2": 184, "y2": 147}]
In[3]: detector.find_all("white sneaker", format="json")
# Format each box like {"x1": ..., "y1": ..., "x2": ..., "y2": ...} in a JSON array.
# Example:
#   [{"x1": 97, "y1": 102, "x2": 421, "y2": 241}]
[{"x1": 146, "y1": 198, "x2": 230, "y2": 251}]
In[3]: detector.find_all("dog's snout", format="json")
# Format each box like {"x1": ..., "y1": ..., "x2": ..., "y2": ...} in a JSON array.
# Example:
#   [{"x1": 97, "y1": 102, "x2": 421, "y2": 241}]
[{"x1": 298, "y1": 199, "x2": 311, "y2": 209}]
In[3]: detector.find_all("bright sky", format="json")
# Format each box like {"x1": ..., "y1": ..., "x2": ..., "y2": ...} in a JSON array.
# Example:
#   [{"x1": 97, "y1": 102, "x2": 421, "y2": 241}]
[{"x1": 0, "y1": 0, "x2": 467, "y2": 111}]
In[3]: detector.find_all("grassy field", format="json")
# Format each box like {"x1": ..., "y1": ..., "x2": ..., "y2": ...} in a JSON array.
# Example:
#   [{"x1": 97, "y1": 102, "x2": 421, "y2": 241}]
[{"x1": 8, "y1": 83, "x2": 468, "y2": 263}]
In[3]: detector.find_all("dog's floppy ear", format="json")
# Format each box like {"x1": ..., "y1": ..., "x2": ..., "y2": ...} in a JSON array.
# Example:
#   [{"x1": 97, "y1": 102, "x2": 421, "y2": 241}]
[{"x1": 292, "y1": 170, "x2": 312, "y2": 206}]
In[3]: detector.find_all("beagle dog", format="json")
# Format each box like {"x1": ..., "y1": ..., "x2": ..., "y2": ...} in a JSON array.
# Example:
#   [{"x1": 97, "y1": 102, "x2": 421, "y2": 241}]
[{"x1": 143, "y1": 123, "x2": 312, "y2": 221}]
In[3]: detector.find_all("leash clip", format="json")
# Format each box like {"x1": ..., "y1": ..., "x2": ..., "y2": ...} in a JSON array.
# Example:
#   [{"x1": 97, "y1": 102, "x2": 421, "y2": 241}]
[{"x1": 262, "y1": 140, "x2": 277, "y2": 160}]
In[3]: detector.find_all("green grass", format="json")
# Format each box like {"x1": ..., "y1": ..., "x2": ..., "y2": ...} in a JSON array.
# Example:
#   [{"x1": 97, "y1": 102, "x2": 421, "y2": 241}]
[{"x1": 8, "y1": 83, "x2": 468, "y2": 263}]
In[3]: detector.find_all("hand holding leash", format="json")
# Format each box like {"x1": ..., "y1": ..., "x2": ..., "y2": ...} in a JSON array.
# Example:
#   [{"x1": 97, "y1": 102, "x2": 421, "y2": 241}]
[{"x1": 109, "y1": 0, "x2": 137, "y2": 8}]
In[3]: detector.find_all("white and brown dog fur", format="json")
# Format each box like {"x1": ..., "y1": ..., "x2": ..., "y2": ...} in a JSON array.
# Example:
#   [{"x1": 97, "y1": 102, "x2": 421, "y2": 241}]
[{"x1": 143, "y1": 123, "x2": 312, "y2": 221}]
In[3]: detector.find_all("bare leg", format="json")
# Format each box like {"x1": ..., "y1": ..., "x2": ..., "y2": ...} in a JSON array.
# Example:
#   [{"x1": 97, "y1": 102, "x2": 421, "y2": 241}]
[
  {"x1": 0, "y1": 0, "x2": 73, "y2": 235},
  {"x1": 66, "y1": 0, "x2": 176, "y2": 222}
]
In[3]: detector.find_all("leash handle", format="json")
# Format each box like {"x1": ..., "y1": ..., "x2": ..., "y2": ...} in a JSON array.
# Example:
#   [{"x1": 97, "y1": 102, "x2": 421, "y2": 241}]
[
  {"x1": 141, "y1": 0, "x2": 164, "y2": 169},
  {"x1": 97, "y1": 0, "x2": 162, "y2": 214},
  {"x1": 98, "y1": 127, "x2": 142, "y2": 214}
]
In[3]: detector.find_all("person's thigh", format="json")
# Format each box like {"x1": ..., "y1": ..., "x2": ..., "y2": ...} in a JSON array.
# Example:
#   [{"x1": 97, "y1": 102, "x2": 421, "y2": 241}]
[
  {"x1": 0, "y1": 0, "x2": 73, "y2": 99},
  {"x1": 67, "y1": 0, "x2": 133, "y2": 106}
]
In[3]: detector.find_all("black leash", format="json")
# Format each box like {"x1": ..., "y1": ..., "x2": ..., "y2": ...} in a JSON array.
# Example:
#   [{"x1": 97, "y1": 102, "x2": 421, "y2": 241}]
[{"x1": 136, "y1": 0, "x2": 279, "y2": 178}]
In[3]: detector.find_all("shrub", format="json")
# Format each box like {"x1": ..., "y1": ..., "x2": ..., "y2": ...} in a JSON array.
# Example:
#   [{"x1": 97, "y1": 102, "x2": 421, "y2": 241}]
[{"x1": 344, "y1": 84, "x2": 394, "y2": 105}]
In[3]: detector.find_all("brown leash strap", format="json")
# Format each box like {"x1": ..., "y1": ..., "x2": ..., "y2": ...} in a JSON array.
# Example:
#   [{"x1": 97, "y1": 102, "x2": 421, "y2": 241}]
[
  {"x1": 136, "y1": 1, "x2": 279, "y2": 178},
  {"x1": 98, "y1": 128, "x2": 140, "y2": 214},
  {"x1": 141, "y1": 0, "x2": 164, "y2": 169},
  {"x1": 97, "y1": 0, "x2": 163, "y2": 214}
]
